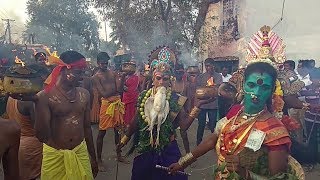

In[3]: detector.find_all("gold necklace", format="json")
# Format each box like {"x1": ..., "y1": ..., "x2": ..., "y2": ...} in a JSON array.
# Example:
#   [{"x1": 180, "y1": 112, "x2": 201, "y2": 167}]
[
  {"x1": 242, "y1": 108, "x2": 266, "y2": 120},
  {"x1": 230, "y1": 107, "x2": 266, "y2": 132}
]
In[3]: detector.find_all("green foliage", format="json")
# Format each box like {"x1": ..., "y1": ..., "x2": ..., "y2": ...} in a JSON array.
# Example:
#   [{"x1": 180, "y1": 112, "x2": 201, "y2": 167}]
[
  {"x1": 25, "y1": 0, "x2": 100, "y2": 57},
  {"x1": 92, "y1": 0, "x2": 204, "y2": 63}
]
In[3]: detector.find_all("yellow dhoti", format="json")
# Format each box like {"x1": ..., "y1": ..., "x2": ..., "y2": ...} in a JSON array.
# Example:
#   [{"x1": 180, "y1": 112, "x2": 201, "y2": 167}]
[
  {"x1": 99, "y1": 95, "x2": 125, "y2": 130},
  {"x1": 41, "y1": 141, "x2": 93, "y2": 180}
]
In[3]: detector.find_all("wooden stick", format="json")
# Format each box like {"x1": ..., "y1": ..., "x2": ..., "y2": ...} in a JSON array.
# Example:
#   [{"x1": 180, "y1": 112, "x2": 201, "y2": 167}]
[{"x1": 155, "y1": 165, "x2": 191, "y2": 176}]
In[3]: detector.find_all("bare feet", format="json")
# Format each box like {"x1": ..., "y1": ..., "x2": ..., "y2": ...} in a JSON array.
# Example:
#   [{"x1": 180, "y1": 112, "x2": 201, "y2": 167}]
[
  {"x1": 98, "y1": 160, "x2": 107, "y2": 172},
  {"x1": 117, "y1": 155, "x2": 130, "y2": 164}
]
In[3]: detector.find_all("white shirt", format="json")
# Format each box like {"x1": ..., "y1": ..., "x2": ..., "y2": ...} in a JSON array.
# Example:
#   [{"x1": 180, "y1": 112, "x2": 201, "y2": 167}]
[
  {"x1": 297, "y1": 74, "x2": 312, "y2": 87},
  {"x1": 220, "y1": 73, "x2": 232, "y2": 82}
]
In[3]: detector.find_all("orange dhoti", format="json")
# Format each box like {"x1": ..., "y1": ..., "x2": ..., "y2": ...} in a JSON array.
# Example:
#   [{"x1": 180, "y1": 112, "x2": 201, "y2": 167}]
[
  {"x1": 99, "y1": 95, "x2": 125, "y2": 130},
  {"x1": 19, "y1": 136, "x2": 43, "y2": 180},
  {"x1": 6, "y1": 97, "x2": 43, "y2": 180}
]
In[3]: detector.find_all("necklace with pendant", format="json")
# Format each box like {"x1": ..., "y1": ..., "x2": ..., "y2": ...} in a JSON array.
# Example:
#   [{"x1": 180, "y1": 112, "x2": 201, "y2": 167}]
[
  {"x1": 230, "y1": 108, "x2": 266, "y2": 132},
  {"x1": 242, "y1": 108, "x2": 265, "y2": 120},
  {"x1": 57, "y1": 87, "x2": 77, "y2": 103}
]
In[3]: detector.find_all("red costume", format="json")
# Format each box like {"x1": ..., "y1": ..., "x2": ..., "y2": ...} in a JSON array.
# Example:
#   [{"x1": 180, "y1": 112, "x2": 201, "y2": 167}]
[{"x1": 122, "y1": 74, "x2": 139, "y2": 125}]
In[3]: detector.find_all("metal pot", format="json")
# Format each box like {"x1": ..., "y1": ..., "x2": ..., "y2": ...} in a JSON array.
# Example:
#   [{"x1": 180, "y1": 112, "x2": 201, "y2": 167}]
[
  {"x1": 121, "y1": 62, "x2": 136, "y2": 73},
  {"x1": 3, "y1": 76, "x2": 43, "y2": 95},
  {"x1": 195, "y1": 86, "x2": 219, "y2": 100}
]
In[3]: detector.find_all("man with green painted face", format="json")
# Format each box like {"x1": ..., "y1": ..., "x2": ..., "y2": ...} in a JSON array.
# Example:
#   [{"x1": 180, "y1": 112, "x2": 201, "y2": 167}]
[{"x1": 168, "y1": 61, "x2": 301, "y2": 179}]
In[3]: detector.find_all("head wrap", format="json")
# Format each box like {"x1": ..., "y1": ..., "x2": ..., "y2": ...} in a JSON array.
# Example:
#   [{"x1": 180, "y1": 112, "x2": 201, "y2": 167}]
[{"x1": 44, "y1": 54, "x2": 87, "y2": 93}]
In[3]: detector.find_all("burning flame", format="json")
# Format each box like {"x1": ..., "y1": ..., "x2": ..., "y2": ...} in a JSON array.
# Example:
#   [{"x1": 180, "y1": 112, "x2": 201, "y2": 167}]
[
  {"x1": 206, "y1": 77, "x2": 215, "y2": 86},
  {"x1": 15, "y1": 56, "x2": 26, "y2": 67},
  {"x1": 144, "y1": 64, "x2": 150, "y2": 71},
  {"x1": 45, "y1": 47, "x2": 52, "y2": 56},
  {"x1": 45, "y1": 47, "x2": 60, "y2": 65}
]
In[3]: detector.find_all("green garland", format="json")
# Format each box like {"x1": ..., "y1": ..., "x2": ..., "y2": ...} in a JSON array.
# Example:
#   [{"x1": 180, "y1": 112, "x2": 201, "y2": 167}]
[{"x1": 135, "y1": 89, "x2": 181, "y2": 153}]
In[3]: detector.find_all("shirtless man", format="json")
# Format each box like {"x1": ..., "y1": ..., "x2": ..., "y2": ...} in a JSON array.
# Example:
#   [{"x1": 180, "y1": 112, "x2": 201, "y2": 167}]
[
  {"x1": 6, "y1": 64, "x2": 48, "y2": 180},
  {"x1": 0, "y1": 118, "x2": 20, "y2": 180},
  {"x1": 34, "y1": 51, "x2": 98, "y2": 179},
  {"x1": 92, "y1": 52, "x2": 126, "y2": 171},
  {"x1": 171, "y1": 63, "x2": 190, "y2": 153}
]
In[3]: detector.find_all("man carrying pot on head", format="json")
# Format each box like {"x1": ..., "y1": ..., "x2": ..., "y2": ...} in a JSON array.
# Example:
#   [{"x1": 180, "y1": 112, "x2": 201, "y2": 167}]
[{"x1": 122, "y1": 60, "x2": 139, "y2": 126}]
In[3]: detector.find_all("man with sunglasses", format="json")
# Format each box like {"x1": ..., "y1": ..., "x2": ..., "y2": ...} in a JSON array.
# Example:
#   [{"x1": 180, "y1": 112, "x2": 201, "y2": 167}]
[
  {"x1": 196, "y1": 58, "x2": 222, "y2": 145},
  {"x1": 117, "y1": 61, "x2": 213, "y2": 180},
  {"x1": 172, "y1": 63, "x2": 190, "y2": 153}
]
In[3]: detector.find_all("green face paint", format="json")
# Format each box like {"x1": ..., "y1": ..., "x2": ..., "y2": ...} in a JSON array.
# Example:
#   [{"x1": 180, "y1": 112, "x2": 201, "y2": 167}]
[{"x1": 243, "y1": 72, "x2": 273, "y2": 114}]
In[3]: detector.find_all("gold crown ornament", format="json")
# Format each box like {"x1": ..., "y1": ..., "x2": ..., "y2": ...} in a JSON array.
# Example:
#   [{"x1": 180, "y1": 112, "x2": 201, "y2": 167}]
[{"x1": 246, "y1": 25, "x2": 286, "y2": 69}]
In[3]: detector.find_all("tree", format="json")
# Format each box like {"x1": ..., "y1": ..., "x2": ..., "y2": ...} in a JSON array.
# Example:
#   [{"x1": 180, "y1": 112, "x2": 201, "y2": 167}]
[
  {"x1": 25, "y1": 0, "x2": 100, "y2": 57},
  {"x1": 92, "y1": 0, "x2": 221, "y2": 63}
]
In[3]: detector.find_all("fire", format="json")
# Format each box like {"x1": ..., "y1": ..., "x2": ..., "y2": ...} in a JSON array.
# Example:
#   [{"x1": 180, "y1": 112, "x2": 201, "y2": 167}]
[
  {"x1": 45, "y1": 47, "x2": 52, "y2": 56},
  {"x1": 15, "y1": 56, "x2": 26, "y2": 67},
  {"x1": 206, "y1": 77, "x2": 215, "y2": 86},
  {"x1": 145, "y1": 64, "x2": 150, "y2": 71}
]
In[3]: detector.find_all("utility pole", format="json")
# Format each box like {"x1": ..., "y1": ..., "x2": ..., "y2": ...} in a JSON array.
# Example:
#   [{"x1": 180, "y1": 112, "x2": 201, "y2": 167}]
[{"x1": 2, "y1": 18, "x2": 15, "y2": 44}]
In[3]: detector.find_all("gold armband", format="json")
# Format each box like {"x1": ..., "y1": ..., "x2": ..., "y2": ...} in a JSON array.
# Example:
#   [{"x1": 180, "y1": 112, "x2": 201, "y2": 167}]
[
  {"x1": 120, "y1": 135, "x2": 129, "y2": 145},
  {"x1": 178, "y1": 152, "x2": 194, "y2": 166},
  {"x1": 188, "y1": 106, "x2": 201, "y2": 119}
]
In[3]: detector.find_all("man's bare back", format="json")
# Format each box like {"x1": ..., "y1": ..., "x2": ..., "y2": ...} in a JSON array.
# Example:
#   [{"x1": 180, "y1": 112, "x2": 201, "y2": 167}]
[
  {"x1": 0, "y1": 118, "x2": 20, "y2": 180},
  {"x1": 35, "y1": 87, "x2": 90, "y2": 150}
]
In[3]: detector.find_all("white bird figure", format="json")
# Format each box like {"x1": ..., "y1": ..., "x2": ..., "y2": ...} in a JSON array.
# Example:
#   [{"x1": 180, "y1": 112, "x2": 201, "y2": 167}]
[{"x1": 144, "y1": 86, "x2": 170, "y2": 147}]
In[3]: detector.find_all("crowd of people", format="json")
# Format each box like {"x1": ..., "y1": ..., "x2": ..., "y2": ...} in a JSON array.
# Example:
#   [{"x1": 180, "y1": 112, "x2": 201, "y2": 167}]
[{"x1": 0, "y1": 25, "x2": 319, "y2": 180}]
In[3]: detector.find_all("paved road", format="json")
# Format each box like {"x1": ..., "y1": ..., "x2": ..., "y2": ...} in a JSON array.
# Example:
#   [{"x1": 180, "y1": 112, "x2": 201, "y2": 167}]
[
  {"x1": 93, "y1": 121, "x2": 320, "y2": 180},
  {"x1": 1, "y1": 121, "x2": 319, "y2": 179}
]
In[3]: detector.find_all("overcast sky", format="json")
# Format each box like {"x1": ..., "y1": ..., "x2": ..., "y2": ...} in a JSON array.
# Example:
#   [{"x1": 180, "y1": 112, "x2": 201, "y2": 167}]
[
  {"x1": 0, "y1": 0, "x2": 109, "y2": 42},
  {"x1": 242, "y1": 0, "x2": 320, "y2": 62},
  {"x1": 1, "y1": 0, "x2": 320, "y2": 62}
]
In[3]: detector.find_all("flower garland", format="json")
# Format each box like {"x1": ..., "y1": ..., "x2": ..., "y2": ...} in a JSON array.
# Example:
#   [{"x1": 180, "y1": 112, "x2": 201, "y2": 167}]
[
  {"x1": 274, "y1": 79, "x2": 283, "y2": 96},
  {"x1": 138, "y1": 87, "x2": 172, "y2": 122},
  {"x1": 273, "y1": 79, "x2": 284, "y2": 119}
]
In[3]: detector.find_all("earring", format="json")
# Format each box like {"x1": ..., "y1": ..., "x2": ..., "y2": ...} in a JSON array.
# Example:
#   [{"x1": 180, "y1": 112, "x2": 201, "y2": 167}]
[{"x1": 66, "y1": 74, "x2": 73, "y2": 80}]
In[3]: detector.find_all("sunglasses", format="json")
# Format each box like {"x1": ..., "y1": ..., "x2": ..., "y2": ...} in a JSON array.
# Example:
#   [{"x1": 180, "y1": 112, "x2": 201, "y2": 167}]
[{"x1": 155, "y1": 76, "x2": 170, "y2": 81}]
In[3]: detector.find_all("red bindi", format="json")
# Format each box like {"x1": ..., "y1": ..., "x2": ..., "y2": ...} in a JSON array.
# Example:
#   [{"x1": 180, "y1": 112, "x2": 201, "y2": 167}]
[{"x1": 257, "y1": 78, "x2": 263, "y2": 85}]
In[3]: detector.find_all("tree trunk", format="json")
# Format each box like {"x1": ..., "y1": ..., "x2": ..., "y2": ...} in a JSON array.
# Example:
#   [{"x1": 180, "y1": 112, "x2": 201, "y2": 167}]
[
  {"x1": 192, "y1": 0, "x2": 221, "y2": 47},
  {"x1": 158, "y1": 0, "x2": 171, "y2": 34}
]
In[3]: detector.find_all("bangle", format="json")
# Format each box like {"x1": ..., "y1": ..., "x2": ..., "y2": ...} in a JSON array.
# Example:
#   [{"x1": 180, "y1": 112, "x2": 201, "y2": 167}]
[
  {"x1": 302, "y1": 103, "x2": 310, "y2": 110},
  {"x1": 178, "y1": 152, "x2": 194, "y2": 166},
  {"x1": 120, "y1": 135, "x2": 129, "y2": 145},
  {"x1": 188, "y1": 106, "x2": 201, "y2": 119}
]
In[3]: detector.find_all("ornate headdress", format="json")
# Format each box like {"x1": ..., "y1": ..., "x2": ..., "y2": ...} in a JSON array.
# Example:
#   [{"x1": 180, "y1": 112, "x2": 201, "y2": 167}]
[
  {"x1": 246, "y1": 25, "x2": 286, "y2": 69},
  {"x1": 149, "y1": 46, "x2": 176, "y2": 69},
  {"x1": 148, "y1": 46, "x2": 176, "y2": 75}
]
